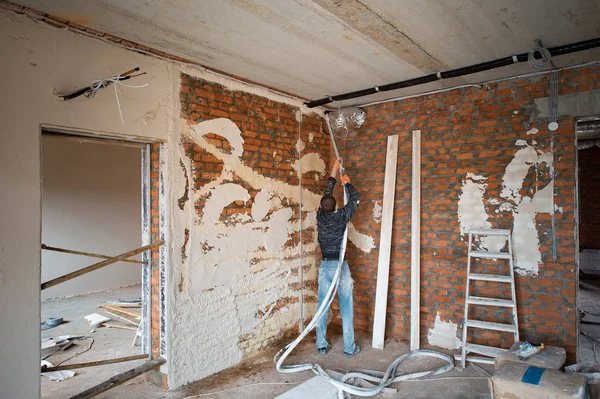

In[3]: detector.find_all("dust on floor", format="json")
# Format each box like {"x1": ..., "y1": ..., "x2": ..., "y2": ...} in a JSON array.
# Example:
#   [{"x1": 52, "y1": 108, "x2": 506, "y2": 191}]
[{"x1": 41, "y1": 285, "x2": 153, "y2": 399}]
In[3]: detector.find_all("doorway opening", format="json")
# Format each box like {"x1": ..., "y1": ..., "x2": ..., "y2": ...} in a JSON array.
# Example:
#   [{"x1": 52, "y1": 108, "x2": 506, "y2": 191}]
[
  {"x1": 576, "y1": 117, "x2": 600, "y2": 363},
  {"x1": 39, "y1": 128, "x2": 163, "y2": 397}
]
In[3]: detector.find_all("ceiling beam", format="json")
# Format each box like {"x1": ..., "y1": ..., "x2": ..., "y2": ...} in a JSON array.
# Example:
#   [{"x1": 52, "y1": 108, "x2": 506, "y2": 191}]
[{"x1": 311, "y1": 0, "x2": 448, "y2": 73}]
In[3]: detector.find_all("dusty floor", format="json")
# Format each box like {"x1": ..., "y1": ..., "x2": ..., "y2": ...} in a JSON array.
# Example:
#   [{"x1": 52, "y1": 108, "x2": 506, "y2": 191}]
[
  {"x1": 41, "y1": 285, "x2": 147, "y2": 399},
  {"x1": 40, "y1": 276, "x2": 600, "y2": 399},
  {"x1": 578, "y1": 271, "x2": 600, "y2": 364},
  {"x1": 87, "y1": 323, "x2": 492, "y2": 399}
]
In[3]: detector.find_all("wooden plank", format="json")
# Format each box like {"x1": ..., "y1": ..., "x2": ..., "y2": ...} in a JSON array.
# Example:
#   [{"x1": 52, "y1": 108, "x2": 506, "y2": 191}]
[
  {"x1": 105, "y1": 323, "x2": 138, "y2": 331},
  {"x1": 41, "y1": 354, "x2": 147, "y2": 372},
  {"x1": 101, "y1": 305, "x2": 141, "y2": 319},
  {"x1": 372, "y1": 134, "x2": 399, "y2": 350},
  {"x1": 68, "y1": 358, "x2": 165, "y2": 399},
  {"x1": 42, "y1": 244, "x2": 145, "y2": 264},
  {"x1": 102, "y1": 310, "x2": 139, "y2": 325},
  {"x1": 41, "y1": 241, "x2": 164, "y2": 290},
  {"x1": 410, "y1": 130, "x2": 421, "y2": 351}
]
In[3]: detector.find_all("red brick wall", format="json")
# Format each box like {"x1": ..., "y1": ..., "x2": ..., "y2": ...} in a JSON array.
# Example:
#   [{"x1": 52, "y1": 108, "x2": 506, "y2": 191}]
[
  {"x1": 579, "y1": 145, "x2": 600, "y2": 250},
  {"x1": 344, "y1": 65, "x2": 600, "y2": 361},
  {"x1": 149, "y1": 143, "x2": 162, "y2": 358},
  {"x1": 178, "y1": 72, "x2": 329, "y2": 353}
]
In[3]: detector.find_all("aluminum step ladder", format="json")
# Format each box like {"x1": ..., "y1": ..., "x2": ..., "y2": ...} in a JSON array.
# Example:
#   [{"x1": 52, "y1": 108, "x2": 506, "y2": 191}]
[{"x1": 455, "y1": 229, "x2": 519, "y2": 368}]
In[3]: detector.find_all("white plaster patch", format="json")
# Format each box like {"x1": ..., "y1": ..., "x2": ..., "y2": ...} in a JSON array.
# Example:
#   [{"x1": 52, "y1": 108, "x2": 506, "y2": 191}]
[
  {"x1": 202, "y1": 183, "x2": 250, "y2": 226},
  {"x1": 372, "y1": 201, "x2": 382, "y2": 223},
  {"x1": 308, "y1": 132, "x2": 314, "y2": 142},
  {"x1": 513, "y1": 182, "x2": 553, "y2": 275},
  {"x1": 191, "y1": 118, "x2": 245, "y2": 159},
  {"x1": 500, "y1": 145, "x2": 539, "y2": 202},
  {"x1": 295, "y1": 138, "x2": 305, "y2": 154},
  {"x1": 457, "y1": 173, "x2": 491, "y2": 234},
  {"x1": 527, "y1": 127, "x2": 539, "y2": 135},
  {"x1": 427, "y1": 312, "x2": 461, "y2": 350},
  {"x1": 457, "y1": 137, "x2": 555, "y2": 276},
  {"x1": 291, "y1": 153, "x2": 326, "y2": 175},
  {"x1": 252, "y1": 186, "x2": 273, "y2": 222},
  {"x1": 348, "y1": 222, "x2": 376, "y2": 253}
]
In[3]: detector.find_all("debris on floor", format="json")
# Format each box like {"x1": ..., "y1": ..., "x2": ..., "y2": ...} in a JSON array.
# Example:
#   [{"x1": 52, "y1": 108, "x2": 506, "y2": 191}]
[
  {"x1": 40, "y1": 360, "x2": 76, "y2": 382},
  {"x1": 41, "y1": 317, "x2": 65, "y2": 330},
  {"x1": 85, "y1": 313, "x2": 110, "y2": 327}
]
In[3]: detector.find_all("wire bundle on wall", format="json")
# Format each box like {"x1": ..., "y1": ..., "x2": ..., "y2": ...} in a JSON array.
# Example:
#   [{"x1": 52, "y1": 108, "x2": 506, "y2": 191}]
[{"x1": 56, "y1": 67, "x2": 148, "y2": 124}]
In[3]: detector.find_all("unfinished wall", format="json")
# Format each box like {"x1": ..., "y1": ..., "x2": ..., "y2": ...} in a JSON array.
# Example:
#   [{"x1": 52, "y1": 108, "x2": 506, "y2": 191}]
[
  {"x1": 579, "y1": 145, "x2": 600, "y2": 250},
  {"x1": 41, "y1": 137, "x2": 142, "y2": 300},
  {"x1": 346, "y1": 65, "x2": 600, "y2": 362},
  {"x1": 165, "y1": 73, "x2": 327, "y2": 388},
  {"x1": 0, "y1": 6, "x2": 175, "y2": 398}
]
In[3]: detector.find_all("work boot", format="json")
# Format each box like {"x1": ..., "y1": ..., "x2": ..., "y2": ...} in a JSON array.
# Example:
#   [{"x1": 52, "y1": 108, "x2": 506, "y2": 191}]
[
  {"x1": 317, "y1": 343, "x2": 331, "y2": 356},
  {"x1": 344, "y1": 344, "x2": 361, "y2": 358}
]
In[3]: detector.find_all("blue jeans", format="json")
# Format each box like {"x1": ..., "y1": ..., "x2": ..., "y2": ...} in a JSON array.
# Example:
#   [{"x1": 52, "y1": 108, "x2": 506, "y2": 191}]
[{"x1": 316, "y1": 260, "x2": 356, "y2": 354}]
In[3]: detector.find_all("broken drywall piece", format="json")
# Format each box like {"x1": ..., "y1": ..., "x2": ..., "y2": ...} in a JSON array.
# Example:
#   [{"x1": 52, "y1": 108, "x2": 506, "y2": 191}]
[
  {"x1": 372, "y1": 201, "x2": 382, "y2": 223},
  {"x1": 291, "y1": 153, "x2": 325, "y2": 175},
  {"x1": 427, "y1": 312, "x2": 461, "y2": 350},
  {"x1": 85, "y1": 313, "x2": 110, "y2": 327},
  {"x1": 348, "y1": 222, "x2": 375, "y2": 253}
]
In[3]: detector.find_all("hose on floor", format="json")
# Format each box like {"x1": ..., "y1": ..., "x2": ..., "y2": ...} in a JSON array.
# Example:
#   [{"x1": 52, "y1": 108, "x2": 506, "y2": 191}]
[{"x1": 274, "y1": 115, "x2": 454, "y2": 398}]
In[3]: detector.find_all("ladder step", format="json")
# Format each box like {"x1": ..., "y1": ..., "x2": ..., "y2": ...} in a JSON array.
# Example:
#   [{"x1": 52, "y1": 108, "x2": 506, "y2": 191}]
[
  {"x1": 469, "y1": 250, "x2": 511, "y2": 259},
  {"x1": 467, "y1": 296, "x2": 515, "y2": 307},
  {"x1": 464, "y1": 343, "x2": 508, "y2": 358},
  {"x1": 454, "y1": 354, "x2": 495, "y2": 365},
  {"x1": 468, "y1": 273, "x2": 512, "y2": 283},
  {"x1": 466, "y1": 319, "x2": 517, "y2": 333},
  {"x1": 469, "y1": 229, "x2": 511, "y2": 236}
]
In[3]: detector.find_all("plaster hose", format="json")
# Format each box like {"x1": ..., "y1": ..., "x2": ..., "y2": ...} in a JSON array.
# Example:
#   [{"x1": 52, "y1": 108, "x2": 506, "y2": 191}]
[{"x1": 274, "y1": 115, "x2": 454, "y2": 398}]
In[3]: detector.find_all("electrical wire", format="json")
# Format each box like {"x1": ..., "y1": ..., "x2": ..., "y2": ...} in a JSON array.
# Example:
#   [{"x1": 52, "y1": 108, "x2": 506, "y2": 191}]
[
  {"x1": 52, "y1": 337, "x2": 95, "y2": 367},
  {"x1": 84, "y1": 75, "x2": 149, "y2": 124},
  {"x1": 580, "y1": 331, "x2": 600, "y2": 364},
  {"x1": 528, "y1": 47, "x2": 552, "y2": 70},
  {"x1": 181, "y1": 381, "x2": 301, "y2": 398}
]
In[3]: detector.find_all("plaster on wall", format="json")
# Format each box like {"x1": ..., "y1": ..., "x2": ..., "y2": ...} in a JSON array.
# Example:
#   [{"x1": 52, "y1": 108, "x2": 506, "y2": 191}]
[
  {"x1": 427, "y1": 312, "x2": 461, "y2": 350},
  {"x1": 291, "y1": 153, "x2": 326, "y2": 175},
  {"x1": 168, "y1": 117, "x2": 375, "y2": 387},
  {"x1": 372, "y1": 201, "x2": 382, "y2": 223},
  {"x1": 457, "y1": 136, "x2": 554, "y2": 275}
]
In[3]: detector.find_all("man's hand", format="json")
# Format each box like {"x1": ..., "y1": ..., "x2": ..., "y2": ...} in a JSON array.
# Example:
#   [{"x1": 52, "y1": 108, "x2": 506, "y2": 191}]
[{"x1": 340, "y1": 174, "x2": 351, "y2": 185}]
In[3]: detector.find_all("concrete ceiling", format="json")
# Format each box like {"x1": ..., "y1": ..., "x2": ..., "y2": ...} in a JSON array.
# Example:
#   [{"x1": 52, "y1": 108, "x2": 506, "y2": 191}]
[{"x1": 12, "y1": 0, "x2": 600, "y2": 106}]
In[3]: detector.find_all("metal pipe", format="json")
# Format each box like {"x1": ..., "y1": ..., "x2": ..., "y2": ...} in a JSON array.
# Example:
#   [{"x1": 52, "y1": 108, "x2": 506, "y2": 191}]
[
  {"x1": 306, "y1": 38, "x2": 600, "y2": 108},
  {"x1": 354, "y1": 60, "x2": 600, "y2": 109}
]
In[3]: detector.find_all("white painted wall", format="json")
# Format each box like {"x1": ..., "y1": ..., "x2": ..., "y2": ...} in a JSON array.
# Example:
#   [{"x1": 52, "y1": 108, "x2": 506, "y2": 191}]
[
  {"x1": 0, "y1": 9, "x2": 174, "y2": 398},
  {"x1": 0, "y1": 7, "x2": 329, "y2": 397},
  {"x1": 41, "y1": 136, "x2": 142, "y2": 300}
]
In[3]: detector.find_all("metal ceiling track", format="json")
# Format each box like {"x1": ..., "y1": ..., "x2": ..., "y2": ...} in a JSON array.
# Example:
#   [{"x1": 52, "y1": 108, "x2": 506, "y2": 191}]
[{"x1": 305, "y1": 37, "x2": 600, "y2": 108}]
